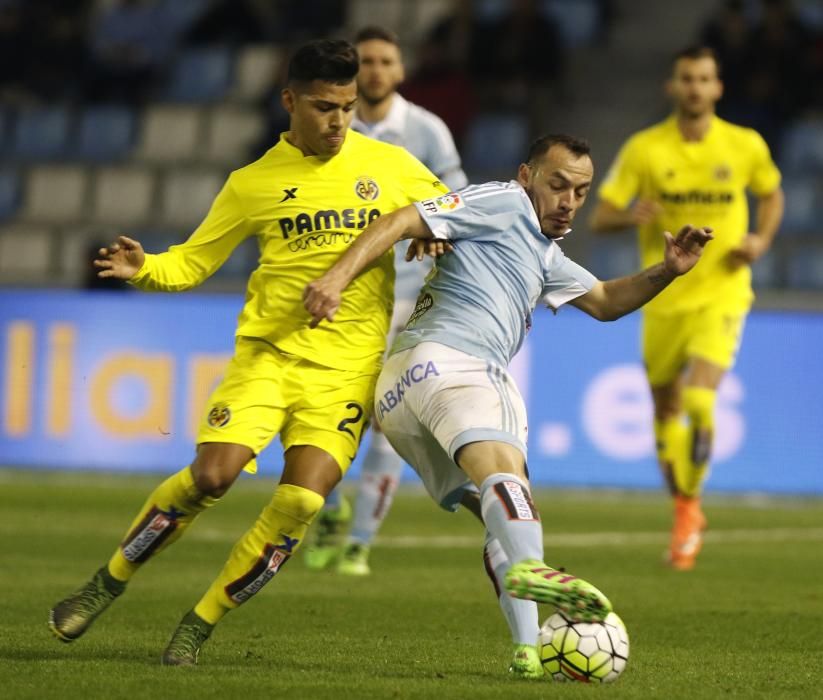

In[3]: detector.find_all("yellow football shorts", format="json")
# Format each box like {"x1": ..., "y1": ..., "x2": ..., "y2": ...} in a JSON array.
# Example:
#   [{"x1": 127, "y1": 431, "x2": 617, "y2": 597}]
[
  {"x1": 642, "y1": 304, "x2": 749, "y2": 386},
  {"x1": 197, "y1": 336, "x2": 377, "y2": 474}
]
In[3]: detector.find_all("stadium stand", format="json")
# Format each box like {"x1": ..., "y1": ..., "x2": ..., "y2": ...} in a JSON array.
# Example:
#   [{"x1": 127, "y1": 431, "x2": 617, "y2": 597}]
[{"x1": 0, "y1": 0, "x2": 819, "y2": 300}]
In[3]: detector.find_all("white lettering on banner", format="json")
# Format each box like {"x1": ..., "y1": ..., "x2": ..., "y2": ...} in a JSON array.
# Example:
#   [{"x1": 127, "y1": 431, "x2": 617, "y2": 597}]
[
  {"x1": 581, "y1": 364, "x2": 745, "y2": 462},
  {"x1": 713, "y1": 374, "x2": 745, "y2": 462},
  {"x1": 582, "y1": 365, "x2": 653, "y2": 460},
  {"x1": 538, "y1": 423, "x2": 572, "y2": 456}
]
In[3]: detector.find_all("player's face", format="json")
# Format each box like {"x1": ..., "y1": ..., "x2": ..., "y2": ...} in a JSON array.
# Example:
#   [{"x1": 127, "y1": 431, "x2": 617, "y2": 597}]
[
  {"x1": 356, "y1": 39, "x2": 404, "y2": 105},
  {"x1": 281, "y1": 80, "x2": 358, "y2": 158},
  {"x1": 667, "y1": 57, "x2": 723, "y2": 118},
  {"x1": 517, "y1": 146, "x2": 593, "y2": 238}
]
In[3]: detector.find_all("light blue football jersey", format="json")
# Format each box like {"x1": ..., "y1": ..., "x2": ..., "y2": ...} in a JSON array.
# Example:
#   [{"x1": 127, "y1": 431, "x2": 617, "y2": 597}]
[
  {"x1": 352, "y1": 94, "x2": 468, "y2": 301},
  {"x1": 392, "y1": 181, "x2": 598, "y2": 367}
]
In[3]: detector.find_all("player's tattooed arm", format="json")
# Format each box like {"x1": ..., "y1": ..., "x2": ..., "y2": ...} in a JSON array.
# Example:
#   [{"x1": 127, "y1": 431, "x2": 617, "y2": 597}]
[{"x1": 571, "y1": 225, "x2": 713, "y2": 321}]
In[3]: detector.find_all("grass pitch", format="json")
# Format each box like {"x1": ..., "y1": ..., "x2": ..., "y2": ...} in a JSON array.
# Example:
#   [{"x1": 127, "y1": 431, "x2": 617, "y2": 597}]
[{"x1": 1, "y1": 468, "x2": 822, "y2": 699}]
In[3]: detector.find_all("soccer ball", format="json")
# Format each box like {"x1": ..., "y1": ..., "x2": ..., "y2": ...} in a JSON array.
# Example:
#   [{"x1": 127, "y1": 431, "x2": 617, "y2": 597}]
[{"x1": 538, "y1": 611, "x2": 629, "y2": 683}]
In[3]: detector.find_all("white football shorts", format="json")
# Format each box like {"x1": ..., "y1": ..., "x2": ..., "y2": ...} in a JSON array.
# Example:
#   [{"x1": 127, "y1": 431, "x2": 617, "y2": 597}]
[{"x1": 374, "y1": 342, "x2": 528, "y2": 511}]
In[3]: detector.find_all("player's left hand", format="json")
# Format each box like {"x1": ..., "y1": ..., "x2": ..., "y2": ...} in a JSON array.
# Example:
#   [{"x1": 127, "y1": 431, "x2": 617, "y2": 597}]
[
  {"x1": 727, "y1": 233, "x2": 767, "y2": 270},
  {"x1": 405, "y1": 238, "x2": 453, "y2": 262},
  {"x1": 662, "y1": 224, "x2": 714, "y2": 276},
  {"x1": 303, "y1": 276, "x2": 343, "y2": 328}
]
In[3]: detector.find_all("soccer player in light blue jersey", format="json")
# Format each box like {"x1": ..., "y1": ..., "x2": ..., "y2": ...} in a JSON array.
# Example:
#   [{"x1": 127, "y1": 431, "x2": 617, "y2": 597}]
[
  {"x1": 304, "y1": 134, "x2": 713, "y2": 679},
  {"x1": 305, "y1": 25, "x2": 469, "y2": 577}
]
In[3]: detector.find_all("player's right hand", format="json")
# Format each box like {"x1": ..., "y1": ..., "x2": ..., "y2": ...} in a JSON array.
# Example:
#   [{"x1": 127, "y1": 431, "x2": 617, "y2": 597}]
[
  {"x1": 303, "y1": 277, "x2": 342, "y2": 328},
  {"x1": 93, "y1": 235, "x2": 145, "y2": 280},
  {"x1": 631, "y1": 199, "x2": 663, "y2": 225}
]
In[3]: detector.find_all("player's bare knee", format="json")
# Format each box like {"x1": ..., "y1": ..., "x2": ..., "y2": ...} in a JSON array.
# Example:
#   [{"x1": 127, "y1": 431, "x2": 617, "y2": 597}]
[
  {"x1": 188, "y1": 466, "x2": 231, "y2": 497},
  {"x1": 190, "y1": 443, "x2": 253, "y2": 497}
]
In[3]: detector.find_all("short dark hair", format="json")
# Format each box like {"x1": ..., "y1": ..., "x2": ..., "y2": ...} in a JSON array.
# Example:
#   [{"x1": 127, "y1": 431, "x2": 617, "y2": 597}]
[
  {"x1": 672, "y1": 46, "x2": 722, "y2": 78},
  {"x1": 287, "y1": 39, "x2": 359, "y2": 86},
  {"x1": 354, "y1": 25, "x2": 400, "y2": 46},
  {"x1": 527, "y1": 134, "x2": 591, "y2": 164}
]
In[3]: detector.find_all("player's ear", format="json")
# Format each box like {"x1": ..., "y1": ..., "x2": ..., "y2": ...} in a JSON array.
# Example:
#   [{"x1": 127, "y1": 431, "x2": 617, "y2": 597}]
[
  {"x1": 516, "y1": 162, "x2": 532, "y2": 187},
  {"x1": 281, "y1": 87, "x2": 296, "y2": 115}
]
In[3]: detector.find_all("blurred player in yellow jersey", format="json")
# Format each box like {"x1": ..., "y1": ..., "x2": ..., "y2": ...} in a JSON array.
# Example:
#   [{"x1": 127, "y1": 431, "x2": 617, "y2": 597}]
[
  {"x1": 48, "y1": 39, "x2": 447, "y2": 665},
  {"x1": 590, "y1": 46, "x2": 784, "y2": 570}
]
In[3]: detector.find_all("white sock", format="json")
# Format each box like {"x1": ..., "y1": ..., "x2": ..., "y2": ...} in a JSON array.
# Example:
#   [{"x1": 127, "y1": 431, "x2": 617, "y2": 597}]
[
  {"x1": 483, "y1": 534, "x2": 540, "y2": 645},
  {"x1": 479, "y1": 473, "x2": 543, "y2": 566},
  {"x1": 348, "y1": 432, "x2": 404, "y2": 546}
]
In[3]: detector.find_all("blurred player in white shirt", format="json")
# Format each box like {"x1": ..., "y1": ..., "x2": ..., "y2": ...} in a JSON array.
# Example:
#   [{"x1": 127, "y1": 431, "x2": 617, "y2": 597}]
[{"x1": 304, "y1": 26, "x2": 468, "y2": 576}]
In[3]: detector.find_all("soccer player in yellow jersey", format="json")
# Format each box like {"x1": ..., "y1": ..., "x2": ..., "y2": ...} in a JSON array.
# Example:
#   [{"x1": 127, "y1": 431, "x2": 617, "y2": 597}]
[
  {"x1": 47, "y1": 39, "x2": 447, "y2": 665},
  {"x1": 589, "y1": 46, "x2": 785, "y2": 570}
]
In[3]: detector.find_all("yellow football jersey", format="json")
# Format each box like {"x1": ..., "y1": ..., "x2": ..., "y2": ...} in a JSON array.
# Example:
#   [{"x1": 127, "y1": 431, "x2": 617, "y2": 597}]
[
  {"x1": 598, "y1": 115, "x2": 781, "y2": 314},
  {"x1": 131, "y1": 130, "x2": 447, "y2": 371}
]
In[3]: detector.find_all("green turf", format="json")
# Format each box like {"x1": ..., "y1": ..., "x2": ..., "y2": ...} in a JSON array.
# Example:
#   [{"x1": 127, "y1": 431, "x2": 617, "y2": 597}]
[{"x1": 2, "y1": 469, "x2": 822, "y2": 699}]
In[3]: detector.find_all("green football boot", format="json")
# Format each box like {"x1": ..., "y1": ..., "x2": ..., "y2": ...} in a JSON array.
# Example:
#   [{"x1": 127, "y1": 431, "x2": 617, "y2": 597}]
[
  {"x1": 48, "y1": 567, "x2": 126, "y2": 642},
  {"x1": 336, "y1": 543, "x2": 371, "y2": 576},
  {"x1": 161, "y1": 610, "x2": 214, "y2": 666},
  {"x1": 504, "y1": 559, "x2": 612, "y2": 622},
  {"x1": 303, "y1": 494, "x2": 352, "y2": 571},
  {"x1": 508, "y1": 643, "x2": 544, "y2": 679}
]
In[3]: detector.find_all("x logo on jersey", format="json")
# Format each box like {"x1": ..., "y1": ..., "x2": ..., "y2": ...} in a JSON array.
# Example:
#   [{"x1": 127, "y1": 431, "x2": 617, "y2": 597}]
[{"x1": 279, "y1": 187, "x2": 298, "y2": 202}]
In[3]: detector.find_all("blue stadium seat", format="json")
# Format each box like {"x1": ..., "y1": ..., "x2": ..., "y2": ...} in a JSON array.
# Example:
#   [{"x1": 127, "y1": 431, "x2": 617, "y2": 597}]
[
  {"x1": 543, "y1": 0, "x2": 601, "y2": 47},
  {"x1": 76, "y1": 106, "x2": 135, "y2": 161},
  {"x1": 463, "y1": 113, "x2": 528, "y2": 175},
  {"x1": 780, "y1": 178, "x2": 821, "y2": 235},
  {"x1": 750, "y1": 249, "x2": 780, "y2": 289},
  {"x1": 779, "y1": 119, "x2": 823, "y2": 175},
  {"x1": 165, "y1": 47, "x2": 234, "y2": 103},
  {"x1": 11, "y1": 107, "x2": 71, "y2": 160},
  {"x1": 785, "y1": 246, "x2": 823, "y2": 290},
  {"x1": 133, "y1": 230, "x2": 187, "y2": 255},
  {"x1": 585, "y1": 235, "x2": 638, "y2": 280},
  {"x1": 0, "y1": 169, "x2": 20, "y2": 221}
]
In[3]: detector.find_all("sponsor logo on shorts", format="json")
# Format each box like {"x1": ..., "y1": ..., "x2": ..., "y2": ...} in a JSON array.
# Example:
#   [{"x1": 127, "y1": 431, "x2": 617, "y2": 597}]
[
  {"x1": 121, "y1": 505, "x2": 184, "y2": 562},
  {"x1": 494, "y1": 481, "x2": 539, "y2": 521},
  {"x1": 376, "y1": 361, "x2": 440, "y2": 420},
  {"x1": 207, "y1": 405, "x2": 231, "y2": 428},
  {"x1": 420, "y1": 192, "x2": 464, "y2": 216},
  {"x1": 225, "y1": 535, "x2": 299, "y2": 604},
  {"x1": 355, "y1": 176, "x2": 380, "y2": 201}
]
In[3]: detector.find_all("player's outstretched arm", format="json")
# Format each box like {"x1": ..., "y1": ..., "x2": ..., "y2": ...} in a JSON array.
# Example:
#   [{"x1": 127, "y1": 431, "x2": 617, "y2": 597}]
[
  {"x1": 571, "y1": 224, "x2": 713, "y2": 321},
  {"x1": 93, "y1": 235, "x2": 145, "y2": 280},
  {"x1": 303, "y1": 205, "x2": 431, "y2": 327}
]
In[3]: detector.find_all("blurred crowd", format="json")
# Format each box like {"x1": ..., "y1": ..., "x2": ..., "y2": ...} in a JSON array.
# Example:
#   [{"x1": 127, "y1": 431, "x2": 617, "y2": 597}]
[
  {"x1": 700, "y1": 0, "x2": 823, "y2": 155},
  {"x1": 1, "y1": 0, "x2": 822, "y2": 292}
]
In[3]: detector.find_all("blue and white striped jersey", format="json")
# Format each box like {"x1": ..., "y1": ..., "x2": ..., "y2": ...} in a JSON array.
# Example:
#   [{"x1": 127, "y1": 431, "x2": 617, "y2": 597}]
[
  {"x1": 352, "y1": 94, "x2": 469, "y2": 301},
  {"x1": 393, "y1": 181, "x2": 598, "y2": 367}
]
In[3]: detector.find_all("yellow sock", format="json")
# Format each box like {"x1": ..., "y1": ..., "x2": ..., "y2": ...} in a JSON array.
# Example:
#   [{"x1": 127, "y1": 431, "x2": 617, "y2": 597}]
[
  {"x1": 678, "y1": 386, "x2": 716, "y2": 497},
  {"x1": 654, "y1": 416, "x2": 688, "y2": 496},
  {"x1": 193, "y1": 484, "x2": 324, "y2": 625},
  {"x1": 107, "y1": 466, "x2": 218, "y2": 581}
]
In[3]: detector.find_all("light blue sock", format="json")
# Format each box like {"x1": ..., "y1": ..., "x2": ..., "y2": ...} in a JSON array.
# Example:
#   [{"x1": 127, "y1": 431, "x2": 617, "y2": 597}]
[
  {"x1": 483, "y1": 534, "x2": 540, "y2": 645},
  {"x1": 348, "y1": 431, "x2": 404, "y2": 545},
  {"x1": 479, "y1": 473, "x2": 543, "y2": 566}
]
